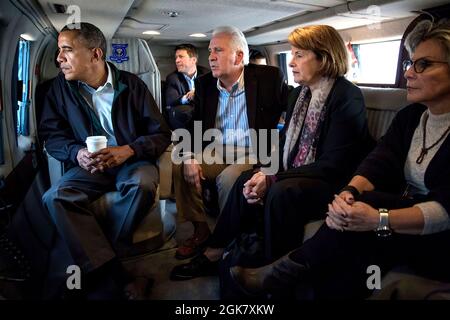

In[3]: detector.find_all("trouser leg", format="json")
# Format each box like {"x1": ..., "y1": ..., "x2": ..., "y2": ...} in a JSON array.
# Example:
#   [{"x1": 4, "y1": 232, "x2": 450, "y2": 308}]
[
  {"x1": 107, "y1": 161, "x2": 159, "y2": 244},
  {"x1": 264, "y1": 177, "x2": 333, "y2": 260},
  {"x1": 173, "y1": 162, "x2": 229, "y2": 223},
  {"x1": 216, "y1": 163, "x2": 254, "y2": 213},
  {"x1": 173, "y1": 163, "x2": 207, "y2": 223},
  {"x1": 42, "y1": 166, "x2": 116, "y2": 272},
  {"x1": 209, "y1": 169, "x2": 263, "y2": 248}
]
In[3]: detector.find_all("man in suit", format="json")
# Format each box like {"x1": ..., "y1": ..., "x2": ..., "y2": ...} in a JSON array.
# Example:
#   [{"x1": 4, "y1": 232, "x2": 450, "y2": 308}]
[
  {"x1": 40, "y1": 22, "x2": 171, "y2": 299},
  {"x1": 171, "y1": 26, "x2": 288, "y2": 270},
  {"x1": 164, "y1": 44, "x2": 209, "y2": 129}
]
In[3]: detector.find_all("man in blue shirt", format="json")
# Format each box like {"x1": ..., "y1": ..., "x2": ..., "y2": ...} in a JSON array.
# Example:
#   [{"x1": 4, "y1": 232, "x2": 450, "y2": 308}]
[
  {"x1": 40, "y1": 22, "x2": 171, "y2": 299},
  {"x1": 171, "y1": 26, "x2": 288, "y2": 278}
]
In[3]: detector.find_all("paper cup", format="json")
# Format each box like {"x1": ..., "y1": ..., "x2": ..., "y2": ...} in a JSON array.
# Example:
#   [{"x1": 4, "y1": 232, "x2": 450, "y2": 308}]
[{"x1": 86, "y1": 136, "x2": 107, "y2": 153}]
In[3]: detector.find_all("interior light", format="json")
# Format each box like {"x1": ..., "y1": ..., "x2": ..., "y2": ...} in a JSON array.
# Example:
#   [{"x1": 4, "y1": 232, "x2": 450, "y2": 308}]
[
  {"x1": 143, "y1": 30, "x2": 160, "y2": 35},
  {"x1": 189, "y1": 33, "x2": 207, "y2": 38},
  {"x1": 20, "y1": 33, "x2": 35, "y2": 41}
]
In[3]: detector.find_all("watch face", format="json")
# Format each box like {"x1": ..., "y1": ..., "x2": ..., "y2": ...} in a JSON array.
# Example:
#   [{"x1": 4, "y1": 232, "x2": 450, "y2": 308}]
[{"x1": 376, "y1": 228, "x2": 392, "y2": 237}]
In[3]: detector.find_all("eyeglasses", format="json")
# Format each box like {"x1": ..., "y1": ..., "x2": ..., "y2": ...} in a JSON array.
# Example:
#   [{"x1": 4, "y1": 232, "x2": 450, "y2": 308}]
[{"x1": 403, "y1": 58, "x2": 448, "y2": 73}]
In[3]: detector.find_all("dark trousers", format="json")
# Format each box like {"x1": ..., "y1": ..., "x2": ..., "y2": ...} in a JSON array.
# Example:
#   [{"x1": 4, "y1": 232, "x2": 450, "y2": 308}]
[
  {"x1": 42, "y1": 161, "x2": 158, "y2": 273},
  {"x1": 210, "y1": 169, "x2": 333, "y2": 259},
  {"x1": 289, "y1": 191, "x2": 450, "y2": 299}
]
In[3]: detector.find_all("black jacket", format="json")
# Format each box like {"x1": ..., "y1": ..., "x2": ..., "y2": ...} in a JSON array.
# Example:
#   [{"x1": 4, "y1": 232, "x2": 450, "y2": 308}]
[
  {"x1": 191, "y1": 64, "x2": 288, "y2": 151},
  {"x1": 356, "y1": 104, "x2": 450, "y2": 214},
  {"x1": 40, "y1": 63, "x2": 171, "y2": 169},
  {"x1": 165, "y1": 65, "x2": 209, "y2": 107},
  {"x1": 276, "y1": 77, "x2": 374, "y2": 189}
]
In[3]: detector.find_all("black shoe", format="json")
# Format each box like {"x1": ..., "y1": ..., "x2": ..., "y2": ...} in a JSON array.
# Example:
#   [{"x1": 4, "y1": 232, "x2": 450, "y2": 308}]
[
  {"x1": 170, "y1": 254, "x2": 218, "y2": 281},
  {"x1": 0, "y1": 235, "x2": 31, "y2": 282}
]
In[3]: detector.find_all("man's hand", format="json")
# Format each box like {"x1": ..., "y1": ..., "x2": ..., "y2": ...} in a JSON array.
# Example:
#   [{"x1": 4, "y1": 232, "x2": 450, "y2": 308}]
[
  {"x1": 77, "y1": 148, "x2": 98, "y2": 172},
  {"x1": 90, "y1": 145, "x2": 135, "y2": 173},
  {"x1": 183, "y1": 89, "x2": 195, "y2": 102},
  {"x1": 183, "y1": 158, "x2": 205, "y2": 193}
]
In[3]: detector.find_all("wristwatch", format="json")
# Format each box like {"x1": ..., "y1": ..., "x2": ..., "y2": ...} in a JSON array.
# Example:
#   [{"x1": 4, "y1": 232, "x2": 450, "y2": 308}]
[{"x1": 375, "y1": 208, "x2": 392, "y2": 237}]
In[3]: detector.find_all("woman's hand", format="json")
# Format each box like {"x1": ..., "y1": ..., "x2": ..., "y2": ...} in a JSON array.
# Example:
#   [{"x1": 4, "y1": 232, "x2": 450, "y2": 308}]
[
  {"x1": 338, "y1": 190, "x2": 355, "y2": 205},
  {"x1": 326, "y1": 194, "x2": 379, "y2": 232},
  {"x1": 243, "y1": 171, "x2": 267, "y2": 204}
]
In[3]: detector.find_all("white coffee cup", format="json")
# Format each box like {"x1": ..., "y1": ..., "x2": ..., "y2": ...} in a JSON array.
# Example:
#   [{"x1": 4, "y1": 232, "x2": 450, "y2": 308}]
[{"x1": 85, "y1": 136, "x2": 107, "y2": 153}]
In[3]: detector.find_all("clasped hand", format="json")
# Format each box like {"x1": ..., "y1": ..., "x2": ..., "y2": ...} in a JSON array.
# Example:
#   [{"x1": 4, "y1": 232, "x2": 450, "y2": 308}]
[
  {"x1": 242, "y1": 171, "x2": 267, "y2": 205},
  {"x1": 326, "y1": 191, "x2": 379, "y2": 232},
  {"x1": 77, "y1": 145, "x2": 134, "y2": 174}
]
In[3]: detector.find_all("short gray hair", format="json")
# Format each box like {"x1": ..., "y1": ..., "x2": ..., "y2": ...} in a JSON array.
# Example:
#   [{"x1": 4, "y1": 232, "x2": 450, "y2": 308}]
[
  {"x1": 212, "y1": 26, "x2": 249, "y2": 65},
  {"x1": 405, "y1": 19, "x2": 450, "y2": 66}
]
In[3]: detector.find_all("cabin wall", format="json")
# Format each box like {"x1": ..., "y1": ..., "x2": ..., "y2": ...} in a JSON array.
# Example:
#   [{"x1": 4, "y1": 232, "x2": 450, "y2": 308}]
[
  {"x1": 339, "y1": 16, "x2": 415, "y2": 44},
  {"x1": 263, "y1": 16, "x2": 416, "y2": 78},
  {"x1": 0, "y1": 0, "x2": 49, "y2": 178}
]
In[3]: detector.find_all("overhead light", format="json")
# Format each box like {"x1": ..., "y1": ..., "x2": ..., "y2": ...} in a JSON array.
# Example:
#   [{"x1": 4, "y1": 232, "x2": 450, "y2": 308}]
[
  {"x1": 189, "y1": 33, "x2": 207, "y2": 38},
  {"x1": 20, "y1": 33, "x2": 35, "y2": 41},
  {"x1": 143, "y1": 30, "x2": 160, "y2": 35}
]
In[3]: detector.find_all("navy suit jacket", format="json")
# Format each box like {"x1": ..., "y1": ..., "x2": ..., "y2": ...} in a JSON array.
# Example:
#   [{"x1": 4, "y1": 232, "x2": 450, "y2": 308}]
[{"x1": 164, "y1": 65, "x2": 209, "y2": 107}]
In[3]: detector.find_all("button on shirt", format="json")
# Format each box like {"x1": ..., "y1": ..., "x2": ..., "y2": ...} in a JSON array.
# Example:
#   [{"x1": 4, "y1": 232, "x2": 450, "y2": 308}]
[
  {"x1": 215, "y1": 70, "x2": 250, "y2": 147},
  {"x1": 79, "y1": 63, "x2": 117, "y2": 146},
  {"x1": 180, "y1": 71, "x2": 197, "y2": 104}
]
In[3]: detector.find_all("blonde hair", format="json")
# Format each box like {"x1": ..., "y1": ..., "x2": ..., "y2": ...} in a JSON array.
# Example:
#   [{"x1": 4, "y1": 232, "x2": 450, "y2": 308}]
[{"x1": 288, "y1": 25, "x2": 348, "y2": 78}]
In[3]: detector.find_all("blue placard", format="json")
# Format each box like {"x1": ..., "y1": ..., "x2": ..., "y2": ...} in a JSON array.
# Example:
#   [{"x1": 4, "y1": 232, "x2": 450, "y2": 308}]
[{"x1": 109, "y1": 43, "x2": 129, "y2": 63}]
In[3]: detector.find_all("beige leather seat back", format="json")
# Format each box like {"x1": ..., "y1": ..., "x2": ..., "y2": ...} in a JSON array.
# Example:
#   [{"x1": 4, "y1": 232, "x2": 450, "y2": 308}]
[{"x1": 360, "y1": 86, "x2": 408, "y2": 140}]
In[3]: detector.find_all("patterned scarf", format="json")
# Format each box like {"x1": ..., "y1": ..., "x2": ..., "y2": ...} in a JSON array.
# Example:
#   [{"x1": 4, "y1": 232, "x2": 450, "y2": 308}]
[{"x1": 283, "y1": 77, "x2": 335, "y2": 170}]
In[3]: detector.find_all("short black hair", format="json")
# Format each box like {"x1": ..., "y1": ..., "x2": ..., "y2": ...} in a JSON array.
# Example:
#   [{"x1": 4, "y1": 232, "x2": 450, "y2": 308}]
[
  {"x1": 249, "y1": 49, "x2": 265, "y2": 61},
  {"x1": 61, "y1": 22, "x2": 107, "y2": 60},
  {"x1": 175, "y1": 43, "x2": 198, "y2": 59}
]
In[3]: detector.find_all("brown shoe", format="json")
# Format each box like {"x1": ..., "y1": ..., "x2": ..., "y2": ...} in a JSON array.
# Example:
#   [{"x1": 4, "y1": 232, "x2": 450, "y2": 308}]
[
  {"x1": 175, "y1": 231, "x2": 210, "y2": 260},
  {"x1": 175, "y1": 234, "x2": 209, "y2": 260}
]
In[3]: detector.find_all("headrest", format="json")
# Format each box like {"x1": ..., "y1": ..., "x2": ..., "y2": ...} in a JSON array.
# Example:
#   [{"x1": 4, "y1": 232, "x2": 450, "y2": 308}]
[{"x1": 106, "y1": 38, "x2": 161, "y2": 110}]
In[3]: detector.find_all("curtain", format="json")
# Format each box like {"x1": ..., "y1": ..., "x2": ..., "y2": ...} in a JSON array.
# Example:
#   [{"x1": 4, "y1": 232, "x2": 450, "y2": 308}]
[
  {"x1": 277, "y1": 53, "x2": 288, "y2": 83},
  {"x1": 17, "y1": 39, "x2": 30, "y2": 136}
]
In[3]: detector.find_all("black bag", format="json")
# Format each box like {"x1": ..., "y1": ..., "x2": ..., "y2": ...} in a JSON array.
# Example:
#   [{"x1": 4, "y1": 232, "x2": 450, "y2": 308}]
[{"x1": 218, "y1": 232, "x2": 267, "y2": 299}]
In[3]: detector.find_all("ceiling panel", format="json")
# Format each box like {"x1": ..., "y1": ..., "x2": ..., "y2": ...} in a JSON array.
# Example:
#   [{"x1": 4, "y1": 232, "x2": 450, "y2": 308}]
[
  {"x1": 36, "y1": 0, "x2": 450, "y2": 45},
  {"x1": 115, "y1": 0, "x2": 335, "y2": 42},
  {"x1": 37, "y1": 0, "x2": 134, "y2": 38},
  {"x1": 247, "y1": 0, "x2": 450, "y2": 44}
]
